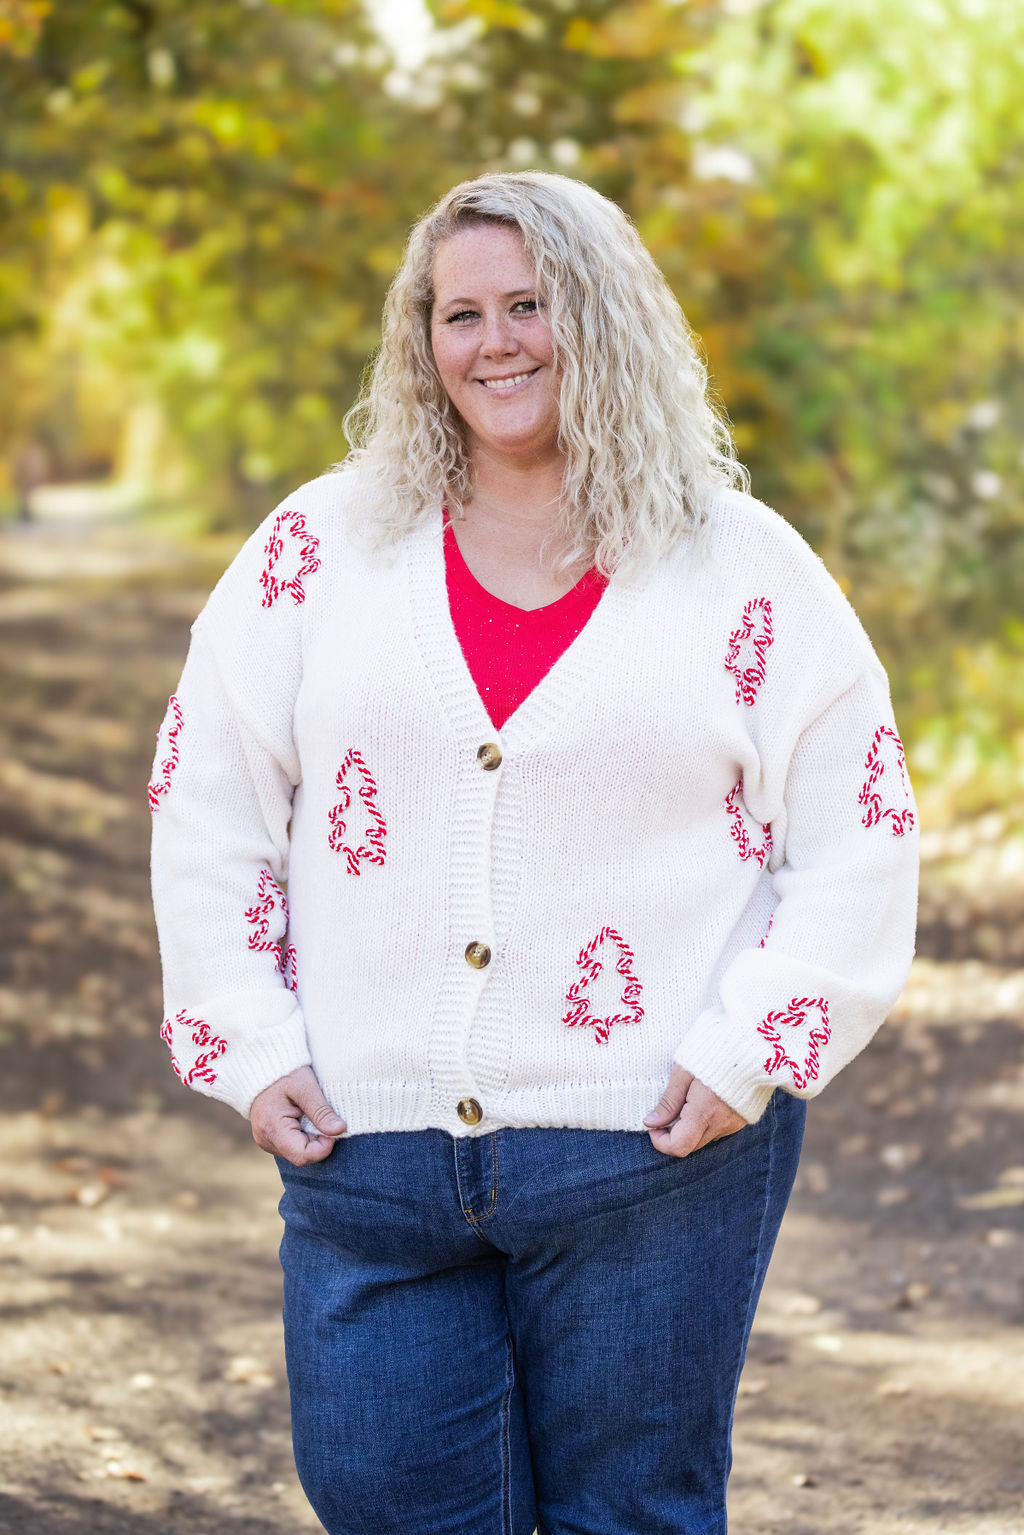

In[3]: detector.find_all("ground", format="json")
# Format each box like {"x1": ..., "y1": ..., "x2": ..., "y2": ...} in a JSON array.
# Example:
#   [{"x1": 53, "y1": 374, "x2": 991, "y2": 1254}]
[{"x1": 0, "y1": 512, "x2": 1021, "y2": 1534}]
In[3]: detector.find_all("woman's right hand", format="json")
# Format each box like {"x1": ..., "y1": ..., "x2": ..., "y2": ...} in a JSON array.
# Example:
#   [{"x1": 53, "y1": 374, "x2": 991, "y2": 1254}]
[{"x1": 250, "y1": 1065, "x2": 347, "y2": 1165}]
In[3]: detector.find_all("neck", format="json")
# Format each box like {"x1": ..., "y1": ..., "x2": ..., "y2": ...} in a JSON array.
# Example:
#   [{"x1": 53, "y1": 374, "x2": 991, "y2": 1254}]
[
  {"x1": 464, "y1": 440, "x2": 567, "y2": 538},
  {"x1": 447, "y1": 446, "x2": 591, "y2": 607}
]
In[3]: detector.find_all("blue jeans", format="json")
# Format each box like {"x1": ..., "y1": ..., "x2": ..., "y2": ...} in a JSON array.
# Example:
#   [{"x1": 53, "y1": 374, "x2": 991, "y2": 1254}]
[{"x1": 276, "y1": 1089, "x2": 805, "y2": 1535}]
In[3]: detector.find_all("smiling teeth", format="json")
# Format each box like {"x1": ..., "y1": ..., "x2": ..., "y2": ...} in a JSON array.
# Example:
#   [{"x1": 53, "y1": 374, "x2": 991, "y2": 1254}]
[{"x1": 482, "y1": 372, "x2": 535, "y2": 389}]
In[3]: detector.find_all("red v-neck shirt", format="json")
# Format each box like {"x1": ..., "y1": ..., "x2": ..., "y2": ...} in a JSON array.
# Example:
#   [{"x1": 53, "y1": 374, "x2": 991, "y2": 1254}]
[{"x1": 442, "y1": 515, "x2": 609, "y2": 731}]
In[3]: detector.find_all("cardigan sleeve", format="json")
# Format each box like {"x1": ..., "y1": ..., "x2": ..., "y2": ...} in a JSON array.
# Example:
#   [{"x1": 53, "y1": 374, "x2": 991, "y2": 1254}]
[
  {"x1": 148, "y1": 621, "x2": 312, "y2": 1117},
  {"x1": 672, "y1": 659, "x2": 920, "y2": 1124}
]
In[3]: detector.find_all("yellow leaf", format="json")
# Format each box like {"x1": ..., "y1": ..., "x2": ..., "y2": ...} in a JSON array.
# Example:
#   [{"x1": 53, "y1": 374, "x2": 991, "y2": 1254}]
[{"x1": 957, "y1": 1187, "x2": 1024, "y2": 1210}]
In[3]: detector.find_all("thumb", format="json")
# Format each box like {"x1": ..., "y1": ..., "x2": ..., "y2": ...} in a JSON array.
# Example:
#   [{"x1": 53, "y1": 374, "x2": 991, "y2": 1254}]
[
  {"x1": 643, "y1": 1065, "x2": 694, "y2": 1126},
  {"x1": 293, "y1": 1082, "x2": 346, "y2": 1136}
]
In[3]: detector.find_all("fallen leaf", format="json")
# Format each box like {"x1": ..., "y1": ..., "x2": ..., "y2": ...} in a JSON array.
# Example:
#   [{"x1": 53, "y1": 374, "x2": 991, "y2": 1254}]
[
  {"x1": 67, "y1": 1184, "x2": 109, "y2": 1208},
  {"x1": 812, "y1": 1333, "x2": 844, "y2": 1354},
  {"x1": 880, "y1": 1143, "x2": 922, "y2": 1172},
  {"x1": 877, "y1": 1185, "x2": 911, "y2": 1207},
  {"x1": 224, "y1": 1355, "x2": 275, "y2": 1387},
  {"x1": 105, "y1": 1461, "x2": 146, "y2": 1482},
  {"x1": 986, "y1": 1228, "x2": 1016, "y2": 1248},
  {"x1": 957, "y1": 1187, "x2": 1024, "y2": 1211},
  {"x1": 98, "y1": 1165, "x2": 133, "y2": 1190},
  {"x1": 893, "y1": 1281, "x2": 932, "y2": 1309}
]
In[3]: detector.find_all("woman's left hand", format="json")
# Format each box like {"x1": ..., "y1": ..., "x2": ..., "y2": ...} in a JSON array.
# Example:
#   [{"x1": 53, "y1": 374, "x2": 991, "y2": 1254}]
[{"x1": 643, "y1": 1066, "x2": 747, "y2": 1158}]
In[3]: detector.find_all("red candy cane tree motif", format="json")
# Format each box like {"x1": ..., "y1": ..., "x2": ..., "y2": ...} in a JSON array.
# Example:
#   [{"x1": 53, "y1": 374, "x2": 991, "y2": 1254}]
[
  {"x1": 160, "y1": 1010, "x2": 228, "y2": 1087},
  {"x1": 259, "y1": 509, "x2": 321, "y2": 608},
  {"x1": 758, "y1": 912, "x2": 775, "y2": 949},
  {"x1": 562, "y1": 926, "x2": 644, "y2": 1045},
  {"x1": 328, "y1": 749, "x2": 388, "y2": 875},
  {"x1": 724, "y1": 779, "x2": 774, "y2": 868},
  {"x1": 244, "y1": 868, "x2": 299, "y2": 992},
  {"x1": 756, "y1": 995, "x2": 831, "y2": 1090},
  {"x1": 725, "y1": 597, "x2": 773, "y2": 706},
  {"x1": 147, "y1": 694, "x2": 183, "y2": 812},
  {"x1": 858, "y1": 725, "x2": 916, "y2": 837}
]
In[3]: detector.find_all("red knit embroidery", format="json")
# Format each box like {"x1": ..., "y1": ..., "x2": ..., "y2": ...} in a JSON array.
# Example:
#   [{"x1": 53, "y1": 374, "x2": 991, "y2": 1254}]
[
  {"x1": 562, "y1": 927, "x2": 644, "y2": 1045},
  {"x1": 756, "y1": 995, "x2": 830, "y2": 1090},
  {"x1": 147, "y1": 694, "x2": 183, "y2": 812},
  {"x1": 759, "y1": 912, "x2": 775, "y2": 949},
  {"x1": 328, "y1": 749, "x2": 388, "y2": 875},
  {"x1": 160, "y1": 1009, "x2": 228, "y2": 1087},
  {"x1": 259, "y1": 509, "x2": 321, "y2": 608},
  {"x1": 245, "y1": 868, "x2": 299, "y2": 990},
  {"x1": 725, "y1": 598, "x2": 773, "y2": 705},
  {"x1": 858, "y1": 725, "x2": 916, "y2": 837},
  {"x1": 725, "y1": 779, "x2": 773, "y2": 868}
]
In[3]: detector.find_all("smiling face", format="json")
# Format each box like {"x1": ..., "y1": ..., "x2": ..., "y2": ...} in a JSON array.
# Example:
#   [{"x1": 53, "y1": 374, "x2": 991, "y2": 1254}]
[{"x1": 429, "y1": 222, "x2": 562, "y2": 470}]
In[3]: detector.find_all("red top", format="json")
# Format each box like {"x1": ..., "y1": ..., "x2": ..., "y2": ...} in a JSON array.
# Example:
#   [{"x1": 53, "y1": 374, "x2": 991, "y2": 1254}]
[{"x1": 443, "y1": 515, "x2": 609, "y2": 730}]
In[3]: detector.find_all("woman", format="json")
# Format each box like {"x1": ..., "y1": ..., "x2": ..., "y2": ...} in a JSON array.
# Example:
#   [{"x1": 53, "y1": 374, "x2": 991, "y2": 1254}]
[{"x1": 149, "y1": 171, "x2": 919, "y2": 1535}]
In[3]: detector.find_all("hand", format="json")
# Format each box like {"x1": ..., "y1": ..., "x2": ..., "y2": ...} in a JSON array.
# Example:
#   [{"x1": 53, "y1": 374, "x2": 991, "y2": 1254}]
[
  {"x1": 643, "y1": 1066, "x2": 747, "y2": 1158},
  {"x1": 250, "y1": 1065, "x2": 347, "y2": 1166}
]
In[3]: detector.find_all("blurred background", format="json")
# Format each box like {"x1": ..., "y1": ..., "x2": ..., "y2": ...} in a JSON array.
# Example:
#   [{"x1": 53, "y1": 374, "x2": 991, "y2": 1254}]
[{"x1": 0, "y1": 2, "x2": 1022, "y2": 1532}]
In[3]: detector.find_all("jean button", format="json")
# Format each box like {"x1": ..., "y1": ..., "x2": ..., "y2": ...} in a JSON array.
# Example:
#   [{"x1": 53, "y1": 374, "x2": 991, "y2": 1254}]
[
  {"x1": 477, "y1": 742, "x2": 502, "y2": 771},
  {"x1": 465, "y1": 941, "x2": 491, "y2": 969},
  {"x1": 457, "y1": 1098, "x2": 483, "y2": 1126}
]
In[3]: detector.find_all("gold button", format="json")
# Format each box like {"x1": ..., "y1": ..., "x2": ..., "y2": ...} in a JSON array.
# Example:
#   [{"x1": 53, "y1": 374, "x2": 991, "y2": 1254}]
[
  {"x1": 465, "y1": 941, "x2": 491, "y2": 969},
  {"x1": 457, "y1": 1097, "x2": 483, "y2": 1126},
  {"x1": 477, "y1": 742, "x2": 502, "y2": 771}
]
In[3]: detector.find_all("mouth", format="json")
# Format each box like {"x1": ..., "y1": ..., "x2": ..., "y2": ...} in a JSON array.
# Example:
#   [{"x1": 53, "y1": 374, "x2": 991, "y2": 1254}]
[{"x1": 476, "y1": 368, "x2": 540, "y2": 395}]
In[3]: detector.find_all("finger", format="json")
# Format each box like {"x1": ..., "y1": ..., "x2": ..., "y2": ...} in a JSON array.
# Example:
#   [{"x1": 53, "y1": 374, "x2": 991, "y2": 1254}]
[
  {"x1": 648, "y1": 1100, "x2": 712, "y2": 1159},
  {"x1": 261, "y1": 1118, "x2": 338, "y2": 1166},
  {"x1": 642, "y1": 1065, "x2": 694, "y2": 1127},
  {"x1": 291, "y1": 1083, "x2": 347, "y2": 1138}
]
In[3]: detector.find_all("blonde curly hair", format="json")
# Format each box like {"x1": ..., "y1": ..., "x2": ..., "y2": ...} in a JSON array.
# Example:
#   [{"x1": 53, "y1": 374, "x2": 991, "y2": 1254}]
[{"x1": 338, "y1": 170, "x2": 749, "y2": 579}]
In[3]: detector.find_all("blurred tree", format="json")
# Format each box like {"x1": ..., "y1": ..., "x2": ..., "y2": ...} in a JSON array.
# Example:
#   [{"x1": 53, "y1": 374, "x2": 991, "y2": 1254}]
[
  {"x1": 425, "y1": 0, "x2": 1023, "y2": 675},
  {"x1": 2, "y1": 0, "x2": 1021, "y2": 782},
  {"x1": 0, "y1": 0, "x2": 453, "y2": 513}
]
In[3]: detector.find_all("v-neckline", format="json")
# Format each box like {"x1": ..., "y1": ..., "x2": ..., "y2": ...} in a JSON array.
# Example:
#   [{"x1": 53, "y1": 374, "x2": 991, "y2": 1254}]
[
  {"x1": 442, "y1": 512, "x2": 607, "y2": 620},
  {"x1": 406, "y1": 506, "x2": 650, "y2": 755}
]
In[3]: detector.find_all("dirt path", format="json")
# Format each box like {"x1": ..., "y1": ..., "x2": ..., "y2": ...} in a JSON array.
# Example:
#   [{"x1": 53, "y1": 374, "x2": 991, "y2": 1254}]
[{"x1": 0, "y1": 514, "x2": 1021, "y2": 1534}]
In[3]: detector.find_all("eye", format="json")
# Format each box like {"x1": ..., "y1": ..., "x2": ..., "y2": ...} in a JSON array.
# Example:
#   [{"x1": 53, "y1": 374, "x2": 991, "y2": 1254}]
[
  {"x1": 445, "y1": 309, "x2": 477, "y2": 324},
  {"x1": 513, "y1": 298, "x2": 538, "y2": 314}
]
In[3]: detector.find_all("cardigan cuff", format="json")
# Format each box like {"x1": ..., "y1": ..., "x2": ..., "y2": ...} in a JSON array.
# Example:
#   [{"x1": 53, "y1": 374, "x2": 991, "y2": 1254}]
[
  {"x1": 672, "y1": 1007, "x2": 781, "y2": 1125},
  {"x1": 159, "y1": 987, "x2": 312, "y2": 1119}
]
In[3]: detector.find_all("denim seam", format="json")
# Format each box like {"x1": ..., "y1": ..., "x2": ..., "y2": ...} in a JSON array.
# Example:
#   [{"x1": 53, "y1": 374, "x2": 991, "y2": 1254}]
[
  {"x1": 500, "y1": 1326, "x2": 514, "y2": 1534},
  {"x1": 462, "y1": 1130, "x2": 500, "y2": 1223},
  {"x1": 728, "y1": 1093, "x2": 778, "y2": 1415},
  {"x1": 708, "y1": 1094, "x2": 776, "y2": 1518}
]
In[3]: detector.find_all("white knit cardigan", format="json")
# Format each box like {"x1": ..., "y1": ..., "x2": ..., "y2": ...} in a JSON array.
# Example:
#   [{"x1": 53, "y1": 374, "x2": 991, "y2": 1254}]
[{"x1": 148, "y1": 471, "x2": 919, "y2": 1134}]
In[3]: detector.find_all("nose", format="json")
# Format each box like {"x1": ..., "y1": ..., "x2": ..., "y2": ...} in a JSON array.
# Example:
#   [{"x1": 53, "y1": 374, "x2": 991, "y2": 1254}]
[{"x1": 479, "y1": 310, "x2": 517, "y2": 358}]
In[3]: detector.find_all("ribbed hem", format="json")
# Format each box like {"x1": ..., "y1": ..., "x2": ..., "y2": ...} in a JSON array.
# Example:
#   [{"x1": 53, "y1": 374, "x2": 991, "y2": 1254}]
[{"x1": 315, "y1": 1077, "x2": 678, "y2": 1138}]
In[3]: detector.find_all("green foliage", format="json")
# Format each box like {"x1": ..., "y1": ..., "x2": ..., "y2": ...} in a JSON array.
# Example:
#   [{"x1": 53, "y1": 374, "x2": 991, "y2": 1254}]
[
  {"x1": 423, "y1": 0, "x2": 1023, "y2": 663},
  {"x1": 909, "y1": 620, "x2": 1024, "y2": 828},
  {"x1": 0, "y1": 0, "x2": 453, "y2": 505},
  {"x1": 1, "y1": 0, "x2": 1021, "y2": 819}
]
